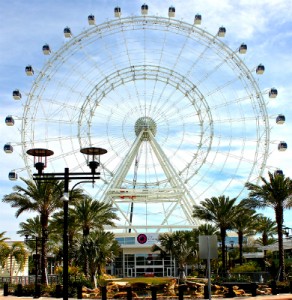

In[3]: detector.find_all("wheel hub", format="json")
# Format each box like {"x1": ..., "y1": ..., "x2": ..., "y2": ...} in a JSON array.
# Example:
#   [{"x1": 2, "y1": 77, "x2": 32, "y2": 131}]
[{"x1": 134, "y1": 117, "x2": 157, "y2": 141}]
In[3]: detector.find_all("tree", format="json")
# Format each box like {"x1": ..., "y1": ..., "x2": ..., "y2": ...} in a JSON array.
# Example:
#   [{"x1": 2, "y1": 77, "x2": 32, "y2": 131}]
[
  {"x1": 71, "y1": 196, "x2": 119, "y2": 237},
  {"x1": 17, "y1": 216, "x2": 42, "y2": 239},
  {"x1": 2, "y1": 178, "x2": 65, "y2": 284},
  {"x1": 74, "y1": 230, "x2": 120, "y2": 286},
  {"x1": 0, "y1": 231, "x2": 10, "y2": 243},
  {"x1": 18, "y1": 216, "x2": 60, "y2": 275},
  {"x1": 152, "y1": 231, "x2": 197, "y2": 282},
  {"x1": 244, "y1": 171, "x2": 292, "y2": 281},
  {"x1": 255, "y1": 215, "x2": 277, "y2": 247},
  {"x1": 70, "y1": 196, "x2": 119, "y2": 275},
  {"x1": 232, "y1": 206, "x2": 258, "y2": 265},
  {"x1": 0, "y1": 241, "x2": 27, "y2": 279},
  {"x1": 254, "y1": 215, "x2": 277, "y2": 260},
  {"x1": 193, "y1": 195, "x2": 238, "y2": 275},
  {"x1": 50, "y1": 209, "x2": 81, "y2": 268},
  {"x1": 0, "y1": 232, "x2": 11, "y2": 274},
  {"x1": 197, "y1": 223, "x2": 219, "y2": 236}
]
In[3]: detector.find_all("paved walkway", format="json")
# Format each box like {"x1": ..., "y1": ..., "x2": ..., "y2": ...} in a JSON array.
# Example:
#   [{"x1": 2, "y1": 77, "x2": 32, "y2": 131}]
[{"x1": 1, "y1": 295, "x2": 292, "y2": 300}]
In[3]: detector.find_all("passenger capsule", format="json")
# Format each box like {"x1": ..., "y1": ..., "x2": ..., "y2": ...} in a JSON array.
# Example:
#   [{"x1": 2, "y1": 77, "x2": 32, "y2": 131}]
[
  {"x1": 194, "y1": 14, "x2": 202, "y2": 25},
  {"x1": 269, "y1": 88, "x2": 278, "y2": 98},
  {"x1": 276, "y1": 114, "x2": 285, "y2": 124},
  {"x1": 42, "y1": 44, "x2": 51, "y2": 55},
  {"x1": 8, "y1": 171, "x2": 18, "y2": 181},
  {"x1": 274, "y1": 169, "x2": 284, "y2": 176},
  {"x1": 114, "y1": 7, "x2": 121, "y2": 17},
  {"x1": 239, "y1": 43, "x2": 247, "y2": 54},
  {"x1": 218, "y1": 26, "x2": 226, "y2": 37},
  {"x1": 88, "y1": 14, "x2": 95, "y2": 25},
  {"x1": 278, "y1": 141, "x2": 287, "y2": 151},
  {"x1": 256, "y1": 64, "x2": 265, "y2": 75},
  {"x1": 25, "y1": 65, "x2": 34, "y2": 76},
  {"x1": 168, "y1": 6, "x2": 175, "y2": 17},
  {"x1": 141, "y1": 4, "x2": 148, "y2": 15},
  {"x1": 5, "y1": 115, "x2": 14, "y2": 126},
  {"x1": 4, "y1": 143, "x2": 13, "y2": 153},
  {"x1": 12, "y1": 89, "x2": 21, "y2": 100},
  {"x1": 64, "y1": 27, "x2": 72, "y2": 38}
]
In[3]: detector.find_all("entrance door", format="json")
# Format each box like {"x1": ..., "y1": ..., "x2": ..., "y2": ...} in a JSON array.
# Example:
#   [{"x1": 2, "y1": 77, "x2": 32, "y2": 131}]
[{"x1": 127, "y1": 268, "x2": 133, "y2": 277}]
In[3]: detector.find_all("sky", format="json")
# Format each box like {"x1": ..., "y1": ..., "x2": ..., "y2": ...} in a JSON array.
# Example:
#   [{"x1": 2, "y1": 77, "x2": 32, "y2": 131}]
[{"x1": 1, "y1": 0, "x2": 292, "y2": 240}]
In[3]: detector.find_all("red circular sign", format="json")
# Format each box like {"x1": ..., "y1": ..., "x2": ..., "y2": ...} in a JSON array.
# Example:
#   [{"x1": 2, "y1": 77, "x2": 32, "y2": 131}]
[{"x1": 137, "y1": 234, "x2": 147, "y2": 244}]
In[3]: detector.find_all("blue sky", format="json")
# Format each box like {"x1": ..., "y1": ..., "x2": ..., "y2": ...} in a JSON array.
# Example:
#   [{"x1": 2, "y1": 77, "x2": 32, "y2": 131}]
[{"x1": 1, "y1": 0, "x2": 292, "y2": 240}]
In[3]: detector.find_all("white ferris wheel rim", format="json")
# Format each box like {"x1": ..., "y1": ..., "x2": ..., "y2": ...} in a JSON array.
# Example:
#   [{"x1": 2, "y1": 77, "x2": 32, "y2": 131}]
[{"x1": 20, "y1": 15, "x2": 269, "y2": 213}]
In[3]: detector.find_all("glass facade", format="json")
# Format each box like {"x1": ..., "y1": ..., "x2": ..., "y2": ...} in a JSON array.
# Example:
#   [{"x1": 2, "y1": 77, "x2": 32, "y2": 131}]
[
  {"x1": 106, "y1": 234, "x2": 180, "y2": 277},
  {"x1": 115, "y1": 237, "x2": 136, "y2": 245},
  {"x1": 109, "y1": 250, "x2": 176, "y2": 278}
]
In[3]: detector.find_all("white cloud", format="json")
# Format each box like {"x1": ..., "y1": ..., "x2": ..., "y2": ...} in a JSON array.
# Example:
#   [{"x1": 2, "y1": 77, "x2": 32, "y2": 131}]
[{"x1": 0, "y1": 0, "x2": 291, "y2": 239}]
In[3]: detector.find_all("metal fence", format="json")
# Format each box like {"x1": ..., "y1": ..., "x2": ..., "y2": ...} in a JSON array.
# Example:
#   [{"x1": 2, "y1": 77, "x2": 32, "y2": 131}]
[
  {"x1": 230, "y1": 272, "x2": 271, "y2": 283},
  {"x1": 0, "y1": 275, "x2": 60, "y2": 286}
]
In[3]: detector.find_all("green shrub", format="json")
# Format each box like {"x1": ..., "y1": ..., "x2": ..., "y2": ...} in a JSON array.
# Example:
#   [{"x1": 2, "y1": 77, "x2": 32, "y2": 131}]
[
  {"x1": 13, "y1": 283, "x2": 34, "y2": 296},
  {"x1": 231, "y1": 261, "x2": 261, "y2": 273},
  {"x1": 275, "y1": 281, "x2": 290, "y2": 293},
  {"x1": 213, "y1": 274, "x2": 252, "y2": 284}
]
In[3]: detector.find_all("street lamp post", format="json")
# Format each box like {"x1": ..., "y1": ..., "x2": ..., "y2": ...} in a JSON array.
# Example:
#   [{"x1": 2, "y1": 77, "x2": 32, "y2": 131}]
[
  {"x1": 25, "y1": 235, "x2": 41, "y2": 298},
  {"x1": 27, "y1": 147, "x2": 107, "y2": 300},
  {"x1": 225, "y1": 241, "x2": 234, "y2": 271}
]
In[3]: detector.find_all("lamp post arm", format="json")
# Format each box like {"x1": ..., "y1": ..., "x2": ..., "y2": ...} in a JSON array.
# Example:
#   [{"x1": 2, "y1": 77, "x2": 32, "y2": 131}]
[{"x1": 70, "y1": 180, "x2": 96, "y2": 195}]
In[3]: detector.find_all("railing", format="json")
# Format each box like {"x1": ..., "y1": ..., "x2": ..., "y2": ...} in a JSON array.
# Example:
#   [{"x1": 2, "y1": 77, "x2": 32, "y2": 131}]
[
  {"x1": 230, "y1": 272, "x2": 271, "y2": 283},
  {"x1": 0, "y1": 275, "x2": 60, "y2": 286}
]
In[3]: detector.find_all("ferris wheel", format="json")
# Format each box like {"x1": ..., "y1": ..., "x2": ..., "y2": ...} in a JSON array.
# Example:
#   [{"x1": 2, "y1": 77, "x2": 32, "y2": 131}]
[{"x1": 5, "y1": 5, "x2": 286, "y2": 232}]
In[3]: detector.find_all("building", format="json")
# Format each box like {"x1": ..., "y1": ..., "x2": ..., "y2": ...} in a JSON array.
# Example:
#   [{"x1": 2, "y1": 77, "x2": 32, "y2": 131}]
[{"x1": 109, "y1": 233, "x2": 177, "y2": 277}]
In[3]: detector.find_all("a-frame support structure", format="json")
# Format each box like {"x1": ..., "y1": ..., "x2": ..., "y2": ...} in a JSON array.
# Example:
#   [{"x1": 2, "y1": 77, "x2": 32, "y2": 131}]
[{"x1": 102, "y1": 117, "x2": 200, "y2": 232}]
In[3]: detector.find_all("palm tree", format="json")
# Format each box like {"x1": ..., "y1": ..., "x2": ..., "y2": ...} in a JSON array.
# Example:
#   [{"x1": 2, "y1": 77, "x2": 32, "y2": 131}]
[
  {"x1": 0, "y1": 241, "x2": 27, "y2": 279},
  {"x1": 69, "y1": 196, "x2": 119, "y2": 275},
  {"x1": 0, "y1": 242, "x2": 10, "y2": 269},
  {"x1": 244, "y1": 171, "x2": 292, "y2": 281},
  {"x1": 152, "y1": 231, "x2": 197, "y2": 282},
  {"x1": 74, "y1": 230, "x2": 120, "y2": 286},
  {"x1": 2, "y1": 177, "x2": 65, "y2": 284},
  {"x1": 197, "y1": 223, "x2": 219, "y2": 236},
  {"x1": 8, "y1": 242, "x2": 27, "y2": 279},
  {"x1": 232, "y1": 206, "x2": 258, "y2": 265},
  {"x1": 255, "y1": 215, "x2": 277, "y2": 247},
  {"x1": 193, "y1": 195, "x2": 238, "y2": 275},
  {"x1": 3, "y1": 178, "x2": 85, "y2": 283},
  {"x1": 0, "y1": 231, "x2": 10, "y2": 243},
  {"x1": 71, "y1": 196, "x2": 119, "y2": 237},
  {"x1": 17, "y1": 216, "x2": 42, "y2": 239},
  {"x1": 254, "y1": 215, "x2": 277, "y2": 260},
  {"x1": 50, "y1": 209, "x2": 82, "y2": 267}
]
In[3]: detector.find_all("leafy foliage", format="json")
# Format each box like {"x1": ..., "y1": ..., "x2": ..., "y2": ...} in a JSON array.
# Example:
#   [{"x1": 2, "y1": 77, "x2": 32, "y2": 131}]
[
  {"x1": 244, "y1": 171, "x2": 292, "y2": 281},
  {"x1": 231, "y1": 261, "x2": 261, "y2": 273},
  {"x1": 192, "y1": 195, "x2": 238, "y2": 274}
]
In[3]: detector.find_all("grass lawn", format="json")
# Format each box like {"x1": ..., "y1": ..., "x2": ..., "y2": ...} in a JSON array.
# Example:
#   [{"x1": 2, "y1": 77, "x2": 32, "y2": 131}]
[{"x1": 107, "y1": 277, "x2": 174, "y2": 285}]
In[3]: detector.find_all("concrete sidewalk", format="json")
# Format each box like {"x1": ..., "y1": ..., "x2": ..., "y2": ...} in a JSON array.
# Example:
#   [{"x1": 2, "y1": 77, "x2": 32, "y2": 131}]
[{"x1": 1, "y1": 295, "x2": 292, "y2": 300}]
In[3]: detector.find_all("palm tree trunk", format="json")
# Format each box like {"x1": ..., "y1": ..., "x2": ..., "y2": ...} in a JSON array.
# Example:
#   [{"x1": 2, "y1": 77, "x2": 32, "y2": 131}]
[
  {"x1": 263, "y1": 232, "x2": 268, "y2": 261},
  {"x1": 220, "y1": 229, "x2": 227, "y2": 275},
  {"x1": 238, "y1": 232, "x2": 243, "y2": 265},
  {"x1": 83, "y1": 230, "x2": 90, "y2": 277},
  {"x1": 275, "y1": 205, "x2": 285, "y2": 281},
  {"x1": 178, "y1": 263, "x2": 186, "y2": 283}
]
